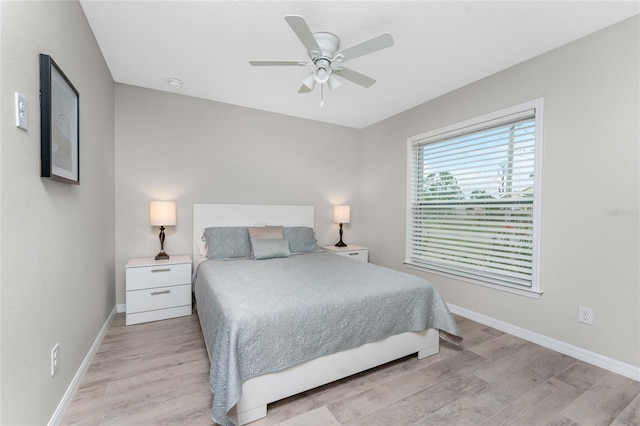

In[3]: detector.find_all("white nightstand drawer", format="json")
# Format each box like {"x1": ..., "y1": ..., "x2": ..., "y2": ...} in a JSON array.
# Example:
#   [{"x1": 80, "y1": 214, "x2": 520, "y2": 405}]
[
  {"x1": 126, "y1": 283, "x2": 191, "y2": 314},
  {"x1": 126, "y1": 263, "x2": 191, "y2": 291},
  {"x1": 321, "y1": 245, "x2": 369, "y2": 263},
  {"x1": 336, "y1": 250, "x2": 368, "y2": 262}
]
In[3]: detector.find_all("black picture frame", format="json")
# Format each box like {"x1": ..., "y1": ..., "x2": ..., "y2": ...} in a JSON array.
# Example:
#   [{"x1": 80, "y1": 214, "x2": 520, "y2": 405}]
[{"x1": 40, "y1": 54, "x2": 80, "y2": 184}]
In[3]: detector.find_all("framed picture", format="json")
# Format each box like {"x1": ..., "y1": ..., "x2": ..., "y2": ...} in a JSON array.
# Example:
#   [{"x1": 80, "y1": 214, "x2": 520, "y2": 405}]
[{"x1": 40, "y1": 54, "x2": 80, "y2": 184}]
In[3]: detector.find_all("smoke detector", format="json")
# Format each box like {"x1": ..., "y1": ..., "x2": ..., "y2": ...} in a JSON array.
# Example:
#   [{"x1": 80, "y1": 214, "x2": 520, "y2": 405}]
[{"x1": 167, "y1": 78, "x2": 183, "y2": 89}]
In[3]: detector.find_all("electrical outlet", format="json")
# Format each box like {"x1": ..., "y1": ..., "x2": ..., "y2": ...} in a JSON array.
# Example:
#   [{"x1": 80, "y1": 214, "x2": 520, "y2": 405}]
[
  {"x1": 578, "y1": 305, "x2": 594, "y2": 325},
  {"x1": 14, "y1": 92, "x2": 28, "y2": 130},
  {"x1": 51, "y1": 343, "x2": 59, "y2": 376}
]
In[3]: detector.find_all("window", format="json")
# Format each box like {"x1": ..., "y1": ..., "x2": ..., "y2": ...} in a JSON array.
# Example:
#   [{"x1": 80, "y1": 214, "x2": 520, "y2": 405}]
[{"x1": 407, "y1": 99, "x2": 543, "y2": 295}]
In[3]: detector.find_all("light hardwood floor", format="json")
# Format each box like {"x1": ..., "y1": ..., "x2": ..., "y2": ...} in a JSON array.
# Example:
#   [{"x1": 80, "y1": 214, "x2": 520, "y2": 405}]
[{"x1": 62, "y1": 312, "x2": 640, "y2": 426}]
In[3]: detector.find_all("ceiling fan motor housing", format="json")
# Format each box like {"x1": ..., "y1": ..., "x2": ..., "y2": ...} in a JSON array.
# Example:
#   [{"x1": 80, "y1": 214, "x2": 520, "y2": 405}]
[{"x1": 313, "y1": 32, "x2": 340, "y2": 58}]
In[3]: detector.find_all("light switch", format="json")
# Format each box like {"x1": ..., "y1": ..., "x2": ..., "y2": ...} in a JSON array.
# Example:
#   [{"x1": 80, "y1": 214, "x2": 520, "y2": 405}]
[{"x1": 15, "y1": 92, "x2": 28, "y2": 130}]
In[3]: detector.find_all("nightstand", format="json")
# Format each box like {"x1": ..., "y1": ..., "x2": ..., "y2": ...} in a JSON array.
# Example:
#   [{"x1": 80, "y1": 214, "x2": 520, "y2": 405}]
[
  {"x1": 125, "y1": 255, "x2": 192, "y2": 325},
  {"x1": 321, "y1": 245, "x2": 369, "y2": 263}
]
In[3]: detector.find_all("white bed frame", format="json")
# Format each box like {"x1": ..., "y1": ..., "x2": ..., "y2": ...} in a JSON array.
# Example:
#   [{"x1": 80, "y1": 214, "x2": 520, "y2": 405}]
[{"x1": 193, "y1": 203, "x2": 440, "y2": 425}]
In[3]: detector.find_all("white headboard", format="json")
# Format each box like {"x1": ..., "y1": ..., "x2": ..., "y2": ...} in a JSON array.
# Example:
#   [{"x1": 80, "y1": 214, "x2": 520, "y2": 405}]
[{"x1": 192, "y1": 203, "x2": 315, "y2": 263}]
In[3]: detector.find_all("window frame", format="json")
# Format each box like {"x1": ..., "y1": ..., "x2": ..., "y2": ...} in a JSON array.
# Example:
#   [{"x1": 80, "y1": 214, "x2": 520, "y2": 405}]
[{"x1": 406, "y1": 99, "x2": 544, "y2": 297}]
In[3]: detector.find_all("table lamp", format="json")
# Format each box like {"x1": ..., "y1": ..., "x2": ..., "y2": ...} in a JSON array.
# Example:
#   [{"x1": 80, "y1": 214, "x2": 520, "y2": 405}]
[
  {"x1": 150, "y1": 201, "x2": 176, "y2": 260},
  {"x1": 333, "y1": 205, "x2": 350, "y2": 247}
]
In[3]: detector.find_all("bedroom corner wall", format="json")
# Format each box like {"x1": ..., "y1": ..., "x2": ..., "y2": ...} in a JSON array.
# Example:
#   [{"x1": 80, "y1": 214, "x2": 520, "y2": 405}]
[
  {"x1": 0, "y1": 1, "x2": 115, "y2": 424},
  {"x1": 114, "y1": 85, "x2": 361, "y2": 306},
  {"x1": 360, "y1": 16, "x2": 639, "y2": 369}
]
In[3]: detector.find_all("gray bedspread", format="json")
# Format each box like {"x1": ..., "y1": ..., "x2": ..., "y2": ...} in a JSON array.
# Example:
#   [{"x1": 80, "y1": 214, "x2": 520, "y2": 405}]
[{"x1": 193, "y1": 251, "x2": 462, "y2": 426}]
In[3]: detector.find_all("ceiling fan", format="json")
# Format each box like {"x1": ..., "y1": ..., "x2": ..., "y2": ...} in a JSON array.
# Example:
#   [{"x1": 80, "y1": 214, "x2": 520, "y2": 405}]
[{"x1": 249, "y1": 15, "x2": 394, "y2": 106}]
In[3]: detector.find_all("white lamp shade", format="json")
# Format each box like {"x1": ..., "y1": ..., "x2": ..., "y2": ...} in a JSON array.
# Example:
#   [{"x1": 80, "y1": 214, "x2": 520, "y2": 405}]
[
  {"x1": 150, "y1": 201, "x2": 176, "y2": 226},
  {"x1": 301, "y1": 72, "x2": 316, "y2": 91},
  {"x1": 327, "y1": 74, "x2": 342, "y2": 91},
  {"x1": 333, "y1": 205, "x2": 351, "y2": 224}
]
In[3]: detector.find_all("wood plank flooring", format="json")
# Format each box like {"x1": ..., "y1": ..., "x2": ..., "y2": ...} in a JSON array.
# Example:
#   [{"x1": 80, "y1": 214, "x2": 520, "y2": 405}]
[{"x1": 62, "y1": 313, "x2": 640, "y2": 426}]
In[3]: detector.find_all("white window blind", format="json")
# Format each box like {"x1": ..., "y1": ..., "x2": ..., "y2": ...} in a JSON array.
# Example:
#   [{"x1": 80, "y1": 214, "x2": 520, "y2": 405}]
[{"x1": 407, "y1": 102, "x2": 542, "y2": 291}]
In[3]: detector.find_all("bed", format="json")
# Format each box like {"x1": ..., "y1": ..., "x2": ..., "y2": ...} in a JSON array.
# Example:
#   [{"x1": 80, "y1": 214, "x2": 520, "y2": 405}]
[{"x1": 192, "y1": 204, "x2": 462, "y2": 426}]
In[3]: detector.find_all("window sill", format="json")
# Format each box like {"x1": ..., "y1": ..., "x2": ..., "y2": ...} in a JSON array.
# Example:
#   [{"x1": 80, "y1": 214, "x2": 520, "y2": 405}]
[{"x1": 404, "y1": 262, "x2": 543, "y2": 299}]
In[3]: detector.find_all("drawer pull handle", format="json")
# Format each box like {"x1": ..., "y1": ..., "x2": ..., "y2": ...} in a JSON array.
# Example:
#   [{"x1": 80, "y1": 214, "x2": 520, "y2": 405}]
[
  {"x1": 151, "y1": 268, "x2": 171, "y2": 273},
  {"x1": 348, "y1": 252, "x2": 359, "y2": 256},
  {"x1": 151, "y1": 290, "x2": 171, "y2": 296}
]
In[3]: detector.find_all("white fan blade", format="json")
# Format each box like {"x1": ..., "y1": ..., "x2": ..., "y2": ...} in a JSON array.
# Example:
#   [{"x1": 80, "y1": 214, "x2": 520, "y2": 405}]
[
  {"x1": 333, "y1": 67, "x2": 376, "y2": 88},
  {"x1": 285, "y1": 15, "x2": 321, "y2": 58},
  {"x1": 249, "y1": 60, "x2": 307, "y2": 66},
  {"x1": 334, "y1": 33, "x2": 394, "y2": 62}
]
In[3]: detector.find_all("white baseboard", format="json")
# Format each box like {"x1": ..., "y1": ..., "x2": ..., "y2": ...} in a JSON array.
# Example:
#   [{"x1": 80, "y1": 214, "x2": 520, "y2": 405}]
[
  {"x1": 448, "y1": 304, "x2": 640, "y2": 382},
  {"x1": 116, "y1": 303, "x2": 126, "y2": 313},
  {"x1": 48, "y1": 305, "x2": 117, "y2": 426}
]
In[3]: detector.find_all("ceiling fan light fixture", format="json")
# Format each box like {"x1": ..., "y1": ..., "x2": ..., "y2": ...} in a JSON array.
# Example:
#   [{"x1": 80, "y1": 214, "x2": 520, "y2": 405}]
[
  {"x1": 313, "y1": 58, "x2": 331, "y2": 84},
  {"x1": 316, "y1": 67, "x2": 328, "y2": 81},
  {"x1": 302, "y1": 72, "x2": 316, "y2": 91},
  {"x1": 327, "y1": 74, "x2": 341, "y2": 91}
]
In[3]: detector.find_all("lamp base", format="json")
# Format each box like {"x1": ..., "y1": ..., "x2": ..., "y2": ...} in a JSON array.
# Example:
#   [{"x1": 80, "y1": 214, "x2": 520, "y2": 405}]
[
  {"x1": 155, "y1": 251, "x2": 170, "y2": 260},
  {"x1": 335, "y1": 222, "x2": 347, "y2": 247}
]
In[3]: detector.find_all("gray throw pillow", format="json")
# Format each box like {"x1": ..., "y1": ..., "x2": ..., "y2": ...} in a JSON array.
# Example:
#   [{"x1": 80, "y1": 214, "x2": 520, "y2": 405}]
[
  {"x1": 205, "y1": 227, "x2": 250, "y2": 259},
  {"x1": 283, "y1": 227, "x2": 320, "y2": 253},
  {"x1": 252, "y1": 238, "x2": 291, "y2": 260}
]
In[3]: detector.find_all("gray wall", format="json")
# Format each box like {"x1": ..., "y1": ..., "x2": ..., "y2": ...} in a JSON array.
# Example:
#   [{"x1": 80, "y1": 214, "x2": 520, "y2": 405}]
[
  {"x1": 0, "y1": 1, "x2": 115, "y2": 424},
  {"x1": 114, "y1": 85, "x2": 362, "y2": 305},
  {"x1": 360, "y1": 16, "x2": 639, "y2": 367}
]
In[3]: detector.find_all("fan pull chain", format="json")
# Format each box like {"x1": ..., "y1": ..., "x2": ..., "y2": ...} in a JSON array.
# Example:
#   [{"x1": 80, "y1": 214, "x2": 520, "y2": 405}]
[{"x1": 320, "y1": 83, "x2": 325, "y2": 107}]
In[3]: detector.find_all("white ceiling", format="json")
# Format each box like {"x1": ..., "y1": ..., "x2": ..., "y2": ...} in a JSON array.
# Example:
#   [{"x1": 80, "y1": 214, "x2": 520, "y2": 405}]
[{"x1": 79, "y1": 1, "x2": 638, "y2": 129}]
